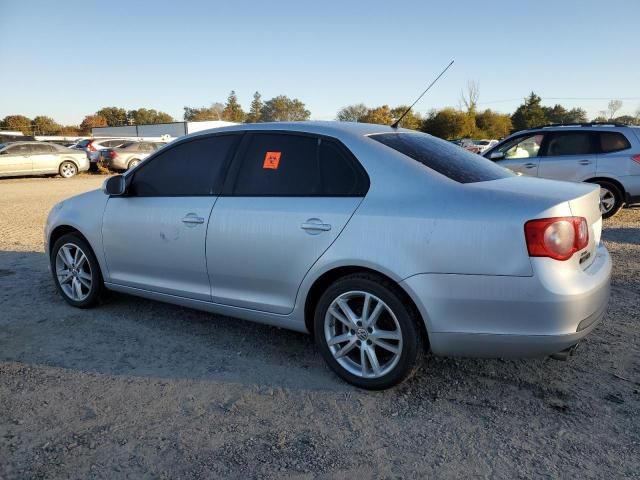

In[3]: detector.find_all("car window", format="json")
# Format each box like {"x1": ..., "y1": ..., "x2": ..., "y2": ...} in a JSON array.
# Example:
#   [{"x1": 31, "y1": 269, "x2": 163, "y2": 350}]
[
  {"x1": 544, "y1": 132, "x2": 596, "y2": 156},
  {"x1": 4, "y1": 144, "x2": 32, "y2": 155},
  {"x1": 31, "y1": 144, "x2": 56, "y2": 154},
  {"x1": 233, "y1": 133, "x2": 321, "y2": 196},
  {"x1": 369, "y1": 132, "x2": 513, "y2": 184},
  {"x1": 130, "y1": 134, "x2": 240, "y2": 196},
  {"x1": 496, "y1": 134, "x2": 544, "y2": 159},
  {"x1": 77, "y1": 139, "x2": 90, "y2": 148},
  {"x1": 139, "y1": 143, "x2": 154, "y2": 152},
  {"x1": 319, "y1": 139, "x2": 368, "y2": 195},
  {"x1": 599, "y1": 132, "x2": 631, "y2": 153}
]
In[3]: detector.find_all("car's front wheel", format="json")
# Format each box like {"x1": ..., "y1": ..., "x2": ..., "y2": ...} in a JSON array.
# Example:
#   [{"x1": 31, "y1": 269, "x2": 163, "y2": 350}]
[
  {"x1": 51, "y1": 233, "x2": 103, "y2": 308},
  {"x1": 128, "y1": 158, "x2": 141, "y2": 170},
  {"x1": 314, "y1": 273, "x2": 423, "y2": 390}
]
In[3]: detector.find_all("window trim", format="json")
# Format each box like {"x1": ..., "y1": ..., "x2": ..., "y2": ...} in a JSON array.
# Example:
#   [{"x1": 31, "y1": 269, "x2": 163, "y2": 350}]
[
  {"x1": 222, "y1": 130, "x2": 370, "y2": 197},
  {"x1": 598, "y1": 131, "x2": 632, "y2": 154},
  {"x1": 125, "y1": 132, "x2": 243, "y2": 198}
]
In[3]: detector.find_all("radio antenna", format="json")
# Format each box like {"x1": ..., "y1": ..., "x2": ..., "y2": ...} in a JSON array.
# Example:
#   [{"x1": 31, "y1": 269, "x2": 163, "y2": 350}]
[{"x1": 391, "y1": 60, "x2": 455, "y2": 129}]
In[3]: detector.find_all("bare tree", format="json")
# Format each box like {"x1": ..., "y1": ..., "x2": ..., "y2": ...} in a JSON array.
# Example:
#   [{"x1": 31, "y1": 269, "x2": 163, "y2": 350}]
[
  {"x1": 460, "y1": 80, "x2": 479, "y2": 114},
  {"x1": 607, "y1": 99, "x2": 623, "y2": 120}
]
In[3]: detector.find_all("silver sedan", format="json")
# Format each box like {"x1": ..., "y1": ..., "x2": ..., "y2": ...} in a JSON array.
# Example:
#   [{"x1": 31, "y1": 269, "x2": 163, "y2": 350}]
[
  {"x1": 44, "y1": 122, "x2": 611, "y2": 389},
  {"x1": 0, "y1": 141, "x2": 89, "y2": 178}
]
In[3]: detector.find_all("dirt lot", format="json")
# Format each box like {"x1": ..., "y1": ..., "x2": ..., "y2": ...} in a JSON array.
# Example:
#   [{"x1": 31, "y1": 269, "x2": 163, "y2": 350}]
[{"x1": 1, "y1": 175, "x2": 639, "y2": 479}]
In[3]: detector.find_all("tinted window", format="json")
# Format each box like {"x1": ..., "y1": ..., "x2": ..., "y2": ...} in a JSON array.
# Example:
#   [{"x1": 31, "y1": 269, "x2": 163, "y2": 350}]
[
  {"x1": 31, "y1": 144, "x2": 56, "y2": 154},
  {"x1": 233, "y1": 134, "x2": 321, "y2": 195},
  {"x1": 370, "y1": 132, "x2": 513, "y2": 184},
  {"x1": 319, "y1": 140, "x2": 368, "y2": 195},
  {"x1": 77, "y1": 139, "x2": 90, "y2": 148},
  {"x1": 544, "y1": 132, "x2": 596, "y2": 156},
  {"x1": 600, "y1": 132, "x2": 631, "y2": 153},
  {"x1": 130, "y1": 134, "x2": 239, "y2": 196},
  {"x1": 4, "y1": 144, "x2": 32, "y2": 155}
]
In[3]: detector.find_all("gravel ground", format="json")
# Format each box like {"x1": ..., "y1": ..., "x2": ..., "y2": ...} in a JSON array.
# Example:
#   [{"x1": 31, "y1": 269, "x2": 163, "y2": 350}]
[{"x1": 1, "y1": 176, "x2": 639, "y2": 479}]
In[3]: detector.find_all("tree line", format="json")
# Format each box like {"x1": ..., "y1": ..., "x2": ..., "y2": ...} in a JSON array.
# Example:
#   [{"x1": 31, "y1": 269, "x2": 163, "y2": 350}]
[{"x1": 1, "y1": 87, "x2": 638, "y2": 139}]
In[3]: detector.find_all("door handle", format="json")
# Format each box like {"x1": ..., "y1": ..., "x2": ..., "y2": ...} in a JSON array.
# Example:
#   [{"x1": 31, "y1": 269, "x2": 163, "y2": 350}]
[
  {"x1": 578, "y1": 160, "x2": 592, "y2": 165},
  {"x1": 524, "y1": 163, "x2": 537, "y2": 168},
  {"x1": 182, "y1": 213, "x2": 205, "y2": 225},
  {"x1": 301, "y1": 218, "x2": 332, "y2": 234}
]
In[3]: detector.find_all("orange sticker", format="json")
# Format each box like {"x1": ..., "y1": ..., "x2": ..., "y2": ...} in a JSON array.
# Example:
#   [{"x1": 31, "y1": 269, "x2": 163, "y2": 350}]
[{"x1": 263, "y1": 151, "x2": 281, "y2": 169}]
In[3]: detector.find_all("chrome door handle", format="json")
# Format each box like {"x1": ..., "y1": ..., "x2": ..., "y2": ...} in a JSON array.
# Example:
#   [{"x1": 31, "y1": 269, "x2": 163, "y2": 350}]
[
  {"x1": 301, "y1": 219, "x2": 331, "y2": 233},
  {"x1": 524, "y1": 163, "x2": 537, "y2": 168},
  {"x1": 182, "y1": 213, "x2": 205, "y2": 225},
  {"x1": 578, "y1": 160, "x2": 592, "y2": 165}
]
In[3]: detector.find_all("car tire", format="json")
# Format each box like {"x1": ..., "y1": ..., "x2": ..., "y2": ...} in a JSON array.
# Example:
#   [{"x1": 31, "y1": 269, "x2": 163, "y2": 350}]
[
  {"x1": 50, "y1": 233, "x2": 103, "y2": 308},
  {"x1": 592, "y1": 180, "x2": 623, "y2": 219},
  {"x1": 128, "y1": 158, "x2": 141, "y2": 170},
  {"x1": 59, "y1": 161, "x2": 78, "y2": 178},
  {"x1": 314, "y1": 273, "x2": 424, "y2": 390}
]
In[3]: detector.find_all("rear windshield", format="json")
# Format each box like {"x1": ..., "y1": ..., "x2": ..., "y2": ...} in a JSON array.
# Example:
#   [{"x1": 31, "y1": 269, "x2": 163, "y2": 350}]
[
  {"x1": 77, "y1": 139, "x2": 90, "y2": 147},
  {"x1": 369, "y1": 132, "x2": 513, "y2": 184}
]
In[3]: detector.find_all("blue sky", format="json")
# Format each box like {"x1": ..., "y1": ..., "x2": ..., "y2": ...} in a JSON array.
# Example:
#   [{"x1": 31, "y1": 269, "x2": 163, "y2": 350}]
[{"x1": 1, "y1": 0, "x2": 639, "y2": 125}]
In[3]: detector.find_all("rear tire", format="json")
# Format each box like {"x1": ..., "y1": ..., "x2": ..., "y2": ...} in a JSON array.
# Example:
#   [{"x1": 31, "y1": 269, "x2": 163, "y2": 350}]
[
  {"x1": 314, "y1": 273, "x2": 424, "y2": 390},
  {"x1": 592, "y1": 180, "x2": 623, "y2": 219},
  {"x1": 128, "y1": 158, "x2": 141, "y2": 170},
  {"x1": 59, "y1": 161, "x2": 78, "y2": 178}
]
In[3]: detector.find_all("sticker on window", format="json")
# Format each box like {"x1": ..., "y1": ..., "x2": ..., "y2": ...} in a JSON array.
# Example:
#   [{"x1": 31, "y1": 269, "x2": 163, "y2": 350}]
[{"x1": 263, "y1": 151, "x2": 281, "y2": 169}]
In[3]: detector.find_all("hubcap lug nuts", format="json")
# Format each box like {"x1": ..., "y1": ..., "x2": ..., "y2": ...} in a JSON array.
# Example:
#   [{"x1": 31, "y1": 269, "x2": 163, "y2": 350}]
[
  {"x1": 367, "y1": 327, "x2": 373, "y2": 333},
  {"x1": 367, "y1": 339, "x2": 372, "y2": 345},
  {"x1": 356, "y1": 321, "x2": 362, "y2": 327},
  {"x1": 350, "y1": 329, "x2": 355, "y2": 335},
  {"x1": 356, "y1": 340, "x2": 361, "y2": 346}
]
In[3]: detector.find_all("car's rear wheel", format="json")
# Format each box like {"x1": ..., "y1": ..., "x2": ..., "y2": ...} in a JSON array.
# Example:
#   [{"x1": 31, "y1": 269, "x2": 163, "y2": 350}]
[
  {"x1": 314, "y1": 273, "x2": 423, "y2": 390},
  {"x1": 50, "y1": 233, "x2": 103, "y2": 308},
  {"x1": 59, "y1": 161, "x2": 78, "y2": 178},
  {"x1": 593, "y1": 180, "x2": 623, "y2": 219},
  {"x1": 128, "y1": 158, "x2": 141, "y2": 170}
]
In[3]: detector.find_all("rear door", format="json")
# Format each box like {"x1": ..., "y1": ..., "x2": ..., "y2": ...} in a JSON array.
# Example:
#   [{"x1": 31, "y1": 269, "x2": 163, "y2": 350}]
[
  {"x1": 537, "y1": 131, "x2": 597, "y2": 182},
  {"x1": 596, "y1": 131, "x2": 634, "y2": 177},
  {"x1": 30, "y1": 143, "x2": 59, "y2": 173},
  {"x1": 0, "y1": 144, "x2": 33, "y2": 174},
  {"x1": 206, "y1": 132, "x2": 368, "y2": 314},
  {"x1": 491, "y1": 133, "x2": 545, "y2": 176}
]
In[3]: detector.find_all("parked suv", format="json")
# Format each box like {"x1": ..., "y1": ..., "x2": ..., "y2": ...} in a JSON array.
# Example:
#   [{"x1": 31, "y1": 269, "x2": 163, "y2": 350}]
[{"x1": 483, "y1": 123, "x2": 640, "y2": 218}]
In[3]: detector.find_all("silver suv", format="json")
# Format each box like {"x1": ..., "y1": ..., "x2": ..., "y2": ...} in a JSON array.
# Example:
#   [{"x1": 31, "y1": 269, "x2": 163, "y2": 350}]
[{"x1": 484, "y1": 123, "x2": 640, "y2": 218}]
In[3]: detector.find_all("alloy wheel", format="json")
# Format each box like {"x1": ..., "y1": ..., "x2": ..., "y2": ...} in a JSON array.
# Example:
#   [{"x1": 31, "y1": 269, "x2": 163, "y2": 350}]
[
  {"x1": 324, "y1": 291, "x2": 403, "y2": 379},
  {"x1": 599, "y1": 187, "x2": 615, "y2": 215},
  {"x1": 60, "y1": 161, "x2": 77, "y2": 178},
  {"x1": 55, "y1": 243, "x2": 92, "y2": 301}
]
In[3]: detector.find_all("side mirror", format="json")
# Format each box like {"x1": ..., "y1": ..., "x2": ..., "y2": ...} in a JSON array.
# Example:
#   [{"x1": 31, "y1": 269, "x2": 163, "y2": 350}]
[
  {"x1": 102, "y1": 175, "x2": 126, "y2": 196},
  {"x1": 489, "y1": 151, "x2": 505, "y2": 161}
]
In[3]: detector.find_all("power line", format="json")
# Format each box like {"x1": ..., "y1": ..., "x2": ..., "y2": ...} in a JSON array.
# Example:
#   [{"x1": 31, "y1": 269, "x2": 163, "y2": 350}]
[{"x1": 478, "y1": 96, "x2": 640, "y2": 105}]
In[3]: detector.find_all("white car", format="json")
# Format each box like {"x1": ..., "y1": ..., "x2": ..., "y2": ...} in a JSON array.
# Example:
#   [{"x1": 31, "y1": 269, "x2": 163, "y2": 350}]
[{"x1": 0, "y1": 141, "x2": 89, "y2": 178}]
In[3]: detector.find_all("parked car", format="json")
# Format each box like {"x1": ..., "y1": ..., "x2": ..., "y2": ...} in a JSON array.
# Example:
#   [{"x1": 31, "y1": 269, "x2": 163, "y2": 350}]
[
  {"x1": 100, "y1": 141, "x2": 167, "y2": 171},
  {"x1": 484, "y1": 123, "x2": 640, "y2": 218},
  {"x1": 45, "y1": 122, "x2": 611, "y2": 389},
  {"x1": 474, "y1": 139, "x2": 499, "y2": 153},
  {"x1": 86, "y1": 138, "x2": 131, "y2": 164},
  {"x1": 0, "y1": 141, "x2": 89, "y2": 178}
]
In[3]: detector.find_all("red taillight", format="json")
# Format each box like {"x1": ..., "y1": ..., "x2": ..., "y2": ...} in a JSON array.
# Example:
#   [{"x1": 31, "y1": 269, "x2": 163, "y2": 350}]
[
  {"x1": 524, "y1": 217, "x2": 589, "y2": 261},
  {"x1": 632, "y1": 154, "x2": 640, "y2": 165},
  {"x1": 109, "y1": 150, "x2": 117, "y2": 158},
  {"x1": 87, "y1": 141, "x2": 96, "y2": 152}
]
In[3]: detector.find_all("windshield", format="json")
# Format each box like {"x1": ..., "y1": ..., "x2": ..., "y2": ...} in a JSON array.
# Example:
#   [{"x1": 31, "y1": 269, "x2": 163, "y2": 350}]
[{"x1": 369, "y1": 132, "x2": 513, "y2": 184}]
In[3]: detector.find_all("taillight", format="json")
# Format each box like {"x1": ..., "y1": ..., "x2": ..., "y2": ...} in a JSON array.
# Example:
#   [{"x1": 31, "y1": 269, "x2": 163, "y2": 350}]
[
  {"x1": 632, "y1": 154, "x2": 640, "y2": 164},
  {"x1": 524, "y1": 217, "x2": 589, "y2": 261},
  {"x1": 88, "y1": 141, "x2": 96, "y2": 152},
  {"x1": 109, "y1": 150, "x2": 117, "y2": 158}
]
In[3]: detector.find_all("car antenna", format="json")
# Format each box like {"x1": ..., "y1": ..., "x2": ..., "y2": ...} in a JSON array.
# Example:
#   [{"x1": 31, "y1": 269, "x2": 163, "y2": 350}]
[{"x1": 390, "y1": 60, "x2": 455, "y2": 129}]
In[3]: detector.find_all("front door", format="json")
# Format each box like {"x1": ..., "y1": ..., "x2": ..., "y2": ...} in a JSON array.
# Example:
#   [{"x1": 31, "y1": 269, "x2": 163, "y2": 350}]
[
  {"x1": 537, "y1": 131, "x2": 597, "y2": 182},
  {"x1": 493, "y1": 133, "x2": 545, "y2": 176},
  {"x1": 0, "y1": 143, "x2": 33, "y2": 175},
  {"x1": 207, "y1": 132, "x2": 368, "y2": 314},
  {"x1": 102, "y1": 134, "x2": 241, "y2": 300}
]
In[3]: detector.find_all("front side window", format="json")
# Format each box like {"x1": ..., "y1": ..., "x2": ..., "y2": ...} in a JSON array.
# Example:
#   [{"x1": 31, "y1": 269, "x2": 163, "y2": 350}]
[
  {"x1": 4, "y1": 144, "x2": 32, "y2": 155},
  {"x1": 130, "y1": 134, "x2": 240, "y2": 196},
  {"x1": 370, "y1": 132, "x2": 513, "y2": 184},
  {"x1": 544, "y1": 132, "x2": 596, "y2": 156},
  {"x1": 497, "y1": 134, "x2": 545, "y2": 159},
  {"x1": 599, "y1": 132, "x2": 631, "y2": 153}
]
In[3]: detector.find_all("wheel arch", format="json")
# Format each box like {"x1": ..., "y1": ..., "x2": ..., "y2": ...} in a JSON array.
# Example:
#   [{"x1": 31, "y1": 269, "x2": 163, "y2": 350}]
[
  {"x1": 48, "y1": 224, "x2": 90, "y2": 256},
  {"x1": 584, "y1": 177, "x2": 626, "y2": 197}
]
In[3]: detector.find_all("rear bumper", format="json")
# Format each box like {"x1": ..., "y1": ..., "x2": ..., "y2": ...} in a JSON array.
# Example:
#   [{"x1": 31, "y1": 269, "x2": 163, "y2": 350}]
[{"x1": 401, "y1": 244, "x2": 611, "y2": 358}]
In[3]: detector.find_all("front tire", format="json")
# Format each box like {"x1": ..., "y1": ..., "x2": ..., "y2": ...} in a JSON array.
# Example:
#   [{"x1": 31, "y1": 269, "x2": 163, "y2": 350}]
[
  {"x1": 593, "y1": 180, "x2": 623, "y2": 219},
  {"x1": 128, "y1": 158, "x2": 141, "y2": 170},
  {"x1": 59, "y1": 161, "x2": 78, "y2": 178},
  {"x1": 314, "y1": 273, "x2": 423, "y2": 390},
  {"x1": 50, "y1": 233, "x2": 103, "y2": 308}
]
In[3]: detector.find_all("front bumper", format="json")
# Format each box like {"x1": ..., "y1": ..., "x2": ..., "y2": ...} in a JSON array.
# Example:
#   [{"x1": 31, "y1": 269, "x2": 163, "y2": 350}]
[{"x1": 401, "y1": 244, "x2": 612, "y2": 358}]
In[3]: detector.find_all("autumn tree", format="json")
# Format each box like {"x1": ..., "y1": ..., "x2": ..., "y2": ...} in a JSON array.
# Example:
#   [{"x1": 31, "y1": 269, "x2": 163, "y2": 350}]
[
  {"x1": 1, "y1": 115, "x2": 33, "y2": 134},
  {"x1": 79, "y1": 114, "x2": 108, "y2": 134},
  {"x1": 336, "y1": 103, "x2": 368, "y2": 122},
  {"x1": 390, "y1": 106, "x2": 422, "y2": 130},
  {"x1": 245, "y1": 91, "x2": 263, "y2": 123},
  {"x1": 421, "y1": 108, "x2": 475, "y2": 139},
  {"x1": 96, "y1": 107, "x2": 128, "y2": 126},
  {"x1": 260, "y1": 95, "x2": 310, "y2": 122},
  {"x1": 359, "y1": 105, "x2": 393, "y2": 125},
  {"x1": 511, "y1": 92, "x2": 547, "y2": 131},
  {"x1": 32, "y1": 116, "x2": 62, "y2": 135},
  {"x1": 127, "y1": 108, "x2": 174, "y2": 124},
  {"x1": 221, "y1": 90, "x2": 246, "y2": 122},
  {"x1": 183, "y1": 103, "x2": 225, "y2": 121},
  {"x1": 475, "y1": 109, "x2": 512, "y2": 138}
]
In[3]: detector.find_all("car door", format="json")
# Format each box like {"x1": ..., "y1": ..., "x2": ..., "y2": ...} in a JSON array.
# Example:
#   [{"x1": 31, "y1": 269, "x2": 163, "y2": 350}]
[
  {"x1": 102, "y1": 134, "x2": 241, "y2": 300},
  {"x1": 30, "y1": 143, "x2": 59, "y2": 173},
  {"x1": 596, "y1": 131, "x2": 633, "y2": 177},
  {"x1": 537, "y1": 131, "x2": 597, "y2": 182},
  {"x1": 491, "y1": 133, "x2": 545, "y2": 176},
  {"x1": 0, "y1": 144, "x2": 33, "y2": 174},
  {"x1": 206, "y1": 132, "x2": 368, "y2": 314}
]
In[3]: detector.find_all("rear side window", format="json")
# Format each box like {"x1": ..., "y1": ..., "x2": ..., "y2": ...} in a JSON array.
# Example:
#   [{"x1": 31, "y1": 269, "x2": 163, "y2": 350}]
[
  {"x1": 130, "y1": 134, "x2": 239, "y2": 196},
  {"x1": 319, "y1": 140, "x2": 368, "y2": 195},
  {"x1": 599, "y1": 132, "x2": 631, "y2": 153},
  {"x1": 544, "y1": 132, "x2": 596, "y2": 156},
  {"x1": 370, "y1": 132, "x2": 513, "y2": 184}
]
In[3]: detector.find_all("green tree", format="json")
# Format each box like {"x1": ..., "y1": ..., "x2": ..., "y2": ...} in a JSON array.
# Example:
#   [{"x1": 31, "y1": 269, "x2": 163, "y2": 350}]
[
  {"x1": 511, "y1": 92, "x2": 547, "y2": 131},
  {"x1": 60, "y1": 125, "x2": 80, "y2": 136},
  {"x1": 336, "y1": 103, "x2": 368, "y2": 122},
  {"x1": 475, "y1": 109, "x2": 512, "y2": 138},
  {"x1": 221, "y1": 90, "x2": 246, "y2": 122},
  {"x1": 421, "y1": 108, "x2": 475, "y2": 139},
  {"x1": 260, "y1": 95, "x2": 310, "y2": 122},
  {"x1": 79, "y1": 114, "x2": 108, "y2": 134},
  {"x1": 183, "y1": 103, "x2": 225, "y2": 121},
  {"x1": 32, "y1": 115, "x2": 62, "y2": 135},
  {"x1": 96, "y1": 107, "x2": 128, "y2": 126},
  {"x1": 1, "y1": 115, "x2": 33, "y2": 134},
  {"x1": 613, "y1": 115, "x2": 640, "y2": 126},
  {"x1": 359, "y1": 105, "x2": 394, "y2": 125},
  {"x1": 127, "y1": 108, "x2": 174, "y2": 124},
  {"x1": 245, "y1": 91, "x2": 263, "y2": 123},
  {"x1": 390, "y1": 106, "x2": 422, "y2": 130}
]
